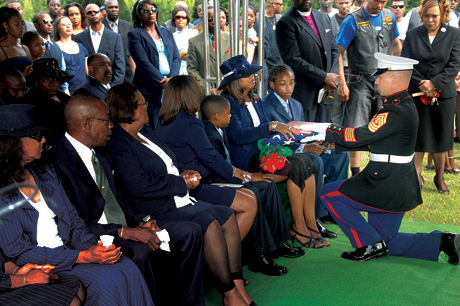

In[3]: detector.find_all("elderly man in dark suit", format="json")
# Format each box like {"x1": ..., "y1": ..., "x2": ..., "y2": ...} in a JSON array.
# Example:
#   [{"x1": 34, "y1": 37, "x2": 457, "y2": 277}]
[
  {"x1": 276, "y1": 0, "x2": 340, "y2": 122},
  {"x1": 101, "y1": 0, "x2": 134, "y2": 83},
  {"x1": 73, "y1": 53, "x2": 111, "y2": 100},
  {"x1": 75, "y1": 3, "x2": 125, "y2": 86},
  {"x1": 49, "y1": 95, "x2": 205, "y2": 306}
]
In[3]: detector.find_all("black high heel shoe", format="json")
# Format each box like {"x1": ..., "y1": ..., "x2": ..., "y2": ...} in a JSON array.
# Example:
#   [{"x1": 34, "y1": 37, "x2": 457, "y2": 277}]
[
  {"x1": 434, "y1": 175, "x2": 449, "y2": 195},
  {"x1": 290, "y1": 228, "x2": 323, "y2": 249}
]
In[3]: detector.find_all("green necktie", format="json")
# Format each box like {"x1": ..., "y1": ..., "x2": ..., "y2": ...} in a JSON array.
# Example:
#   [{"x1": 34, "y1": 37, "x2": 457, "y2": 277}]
[{"x1": 91, "y1": 152, "x2": 127, "y2": 226}]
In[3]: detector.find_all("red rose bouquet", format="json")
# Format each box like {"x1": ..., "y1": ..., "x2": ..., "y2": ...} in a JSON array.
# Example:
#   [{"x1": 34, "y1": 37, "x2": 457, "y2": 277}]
[{"x1": 259, "y1": 145, "x2": 292, "y2": 175}]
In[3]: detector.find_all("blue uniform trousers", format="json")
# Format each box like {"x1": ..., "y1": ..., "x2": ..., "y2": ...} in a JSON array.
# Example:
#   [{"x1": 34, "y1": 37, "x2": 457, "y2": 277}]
[{"x1": 320, "y1": 181, "x2": 442, "y2": 261}]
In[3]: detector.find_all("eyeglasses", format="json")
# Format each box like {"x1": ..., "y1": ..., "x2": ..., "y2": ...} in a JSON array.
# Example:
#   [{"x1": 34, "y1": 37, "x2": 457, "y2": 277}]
[
  {"x1": 138, "y1": 102, "x2": 149, "y2": 108},
  {"x1": 86, "y1": 10, "x2": 100, "y2": 15},
  {"x1": 89, "y1": 117, "x2": 113, "y2": 126},
  {"x1": 276, "y1": 82, "x2": 296, "y2": 88},
  {"x1": 274, "y1": 2, "x2": 284, "y2": 6},
  {"x1": 175, "y1": 16, "x2": 187, "y2": 20},
  {"x1": 391, "y1": 5, "x2": 405, "y2": 9},
  {"x1": 208, "y1": 17, "x2": 214, "y2": 22},
  {"x1": 140, "y1": 8, "x2": 157, "y2": 14},
  {"x1": 41, "y1": 19, "x2": 53, "y2": 24},
  {"x1": 49, "y1": 3, "x2": 61, "y2": 7},
  {"x1": 27, "y1": 131, "x2": 44, "y2": 142}
]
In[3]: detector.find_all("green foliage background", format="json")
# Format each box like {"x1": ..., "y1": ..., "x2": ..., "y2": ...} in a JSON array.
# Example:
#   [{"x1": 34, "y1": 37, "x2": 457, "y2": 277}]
[{"x1": 0, "y1": 0, "x2": 458, "y2": 29}]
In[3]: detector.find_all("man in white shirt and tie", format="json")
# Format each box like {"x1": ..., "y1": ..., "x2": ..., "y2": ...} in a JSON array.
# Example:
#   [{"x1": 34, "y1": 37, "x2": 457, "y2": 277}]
[{"x1": 75, "y1": 3, "x2": 125, "y2": 86}]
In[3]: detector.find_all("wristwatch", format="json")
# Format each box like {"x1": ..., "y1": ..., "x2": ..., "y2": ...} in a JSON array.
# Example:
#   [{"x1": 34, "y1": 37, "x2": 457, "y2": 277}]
[{"x1": 142, "y1": 215, "x2": 152, "y2": 223}]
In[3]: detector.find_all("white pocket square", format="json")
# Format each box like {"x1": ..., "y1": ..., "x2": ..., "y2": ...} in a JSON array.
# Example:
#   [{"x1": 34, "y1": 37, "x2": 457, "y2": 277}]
[{"x1": 325, "y1": 29, "x2": 331, "y2": 33}]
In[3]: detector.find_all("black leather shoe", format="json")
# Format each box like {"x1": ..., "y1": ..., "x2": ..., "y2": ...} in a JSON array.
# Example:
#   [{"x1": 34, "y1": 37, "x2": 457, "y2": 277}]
[
  {"x1": 440, "y1": 232, "x2": 460, "y2": 265},
  {"x1": 341, "y1": 239, "x2": 390, "y2": 262},
  {"x1": 266, "y1": 241, "x2": 305, "y2": 259},
  {"x1": 319, "y1": 214, "x2": 337, "y2": 224},
  {"x1": 316, "y1": 219, "x2": 337, "y2": 239},
  {"x1": 248, "y1": 255, "x2": 288, "y2": 276}
]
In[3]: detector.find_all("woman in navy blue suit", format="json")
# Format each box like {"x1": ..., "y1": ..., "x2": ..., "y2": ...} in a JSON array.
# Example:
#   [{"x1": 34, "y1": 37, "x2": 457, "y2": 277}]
[
  {"x1": 105, "y1": 83, "x2": 257, "y2": 306},
  {"x1": 128, "y1": 0, "x2": 181, "y2": 129},
  {"x1": 0, "y1": 104, "x2": 154, "y2": 306},
  {"x1": 221, "y1": 55, "x2": 329, "y2": 249}
]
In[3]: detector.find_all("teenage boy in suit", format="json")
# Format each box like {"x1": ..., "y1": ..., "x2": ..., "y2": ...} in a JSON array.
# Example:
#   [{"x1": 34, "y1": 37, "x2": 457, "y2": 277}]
[{"x1": 263, "y1": 64, "x2": 348, "y2": 236}]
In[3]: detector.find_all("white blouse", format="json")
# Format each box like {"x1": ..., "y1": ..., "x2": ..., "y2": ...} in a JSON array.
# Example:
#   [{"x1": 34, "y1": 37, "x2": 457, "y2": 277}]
[
  {"x1": 22, "y1": 191, "x2": 64, "y2": 248},
  {"x1": 138, "y1": 133, "x2": 195, "y2": 208},
  {"x1": 245, "y1": 102, "x2": 261, "y2": 127}
]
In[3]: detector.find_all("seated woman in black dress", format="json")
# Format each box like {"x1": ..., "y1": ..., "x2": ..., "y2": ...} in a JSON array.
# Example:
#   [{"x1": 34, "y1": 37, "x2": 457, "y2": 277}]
[
  {"x1": 0, "y1": 104, "x2": 154, "y2": 305},
  {"x1": 105, "y1": 83, "x2": 257, "y2": 306},
  {"x1": 220, "y1": 55, "x2": 328, "y2": 249},
  {"x1": 23, "y1": 58, "x2": 73, "y2": 149},
  {"x1": 157, "y1": 76, "x2": 304, "y2": 276}
]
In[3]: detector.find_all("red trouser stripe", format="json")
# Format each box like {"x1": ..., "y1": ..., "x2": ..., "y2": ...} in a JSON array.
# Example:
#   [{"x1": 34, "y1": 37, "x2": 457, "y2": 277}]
[{"x1": 321, "y1": 191, "x2": 363, "y2": 248}]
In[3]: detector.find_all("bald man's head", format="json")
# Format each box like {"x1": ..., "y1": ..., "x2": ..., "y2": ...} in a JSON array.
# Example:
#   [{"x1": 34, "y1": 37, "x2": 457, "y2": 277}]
[
  {"x1": 65, "y1": 95, "x2": 113, "y2": 148},
  {"x1": 375, "y1": 70, "x2": 413, "y2": 96}
]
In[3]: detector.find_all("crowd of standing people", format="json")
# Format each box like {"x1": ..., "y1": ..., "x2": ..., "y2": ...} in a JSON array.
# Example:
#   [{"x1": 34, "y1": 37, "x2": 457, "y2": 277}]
[{"x1": 0, "y1": 0, "x2": 460, "y2": 305}]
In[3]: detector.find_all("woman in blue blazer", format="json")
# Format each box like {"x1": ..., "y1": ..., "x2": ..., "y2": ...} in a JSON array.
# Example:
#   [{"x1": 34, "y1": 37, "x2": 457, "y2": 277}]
[
  {"x1": 220, "y1": 55, "x2": 330, "y2": 249},
  {"x1": 104, "y1": 83, "x2": 257, "y2": 306},
  {"x1": 128, "y1": 0, "x2": 181, "y2": 129}
]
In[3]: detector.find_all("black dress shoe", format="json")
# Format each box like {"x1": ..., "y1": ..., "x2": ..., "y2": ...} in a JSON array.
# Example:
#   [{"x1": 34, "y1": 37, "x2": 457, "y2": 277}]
[
  {"x1": 248, "y1": 255, "x2": 288, "y2": 276},
  {"x1": 266, "y1": 241, "x2": 305, "y2": 259},
  {"x1": 316, "y1": 219, "x2": 337, "y2": 239},
  {"x1": 319, "y1": 214, "x2": 337, "y2": 224},
  {"x1": 440, "y1": 232, "x2": 460, "y2": 265},
  {"x1": 341, "y1": 239, "x2": 390, "y2": 262}
]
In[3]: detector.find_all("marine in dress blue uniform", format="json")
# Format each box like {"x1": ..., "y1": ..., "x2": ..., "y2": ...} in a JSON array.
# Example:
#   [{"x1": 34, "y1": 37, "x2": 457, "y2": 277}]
[{"x1": 319, "y1": 53, "x2": 460, "y2": 263}]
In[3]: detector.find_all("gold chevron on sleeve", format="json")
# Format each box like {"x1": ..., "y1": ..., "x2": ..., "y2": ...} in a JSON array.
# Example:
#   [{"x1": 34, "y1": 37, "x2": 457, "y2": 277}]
[
  {"x1": 344, "y1": 127, "x2": 357, "y2": 142},
  {"x1": 368, "y1": 112, "x2": 389, "y2": 133}
]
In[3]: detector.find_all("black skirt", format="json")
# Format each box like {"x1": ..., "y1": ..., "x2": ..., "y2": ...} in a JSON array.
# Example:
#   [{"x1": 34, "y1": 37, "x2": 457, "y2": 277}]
[{"x1": 415, "y1": 96, "x2": 455, "y2": 152}]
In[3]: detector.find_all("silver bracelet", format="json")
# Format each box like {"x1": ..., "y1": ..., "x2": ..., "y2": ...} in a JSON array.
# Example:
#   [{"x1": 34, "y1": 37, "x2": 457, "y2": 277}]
[
  {"x1": 120, "y1": 226, "x2": 124, "y2": 238},
  {"x1": 271, "y1": 121, "x2": 278, "y2": 132}
]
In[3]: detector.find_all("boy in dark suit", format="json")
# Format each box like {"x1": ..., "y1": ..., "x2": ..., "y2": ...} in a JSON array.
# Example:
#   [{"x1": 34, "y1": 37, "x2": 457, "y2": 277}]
[
  {"x1": 263, "y1": 64, "x2": 349, "y2": 235},
  {"x1": 201, "y1": 95, "x2": 305, "y2": 276}
]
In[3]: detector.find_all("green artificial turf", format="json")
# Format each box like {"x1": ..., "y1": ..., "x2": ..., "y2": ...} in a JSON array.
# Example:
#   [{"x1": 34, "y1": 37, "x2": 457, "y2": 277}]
[{"x1": 205, "y1": 222, "x2": 460, "y2": 305}]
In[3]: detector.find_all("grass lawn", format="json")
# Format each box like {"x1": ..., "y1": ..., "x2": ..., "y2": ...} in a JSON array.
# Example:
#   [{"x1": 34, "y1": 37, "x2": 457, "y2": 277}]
[{"x1": 358, "y1": 142, "x2": 460, "y2": 226}]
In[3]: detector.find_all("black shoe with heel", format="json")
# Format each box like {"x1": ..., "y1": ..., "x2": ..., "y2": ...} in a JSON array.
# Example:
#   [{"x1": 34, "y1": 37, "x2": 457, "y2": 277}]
[
  {"x1": 316, "y1": 219, "x2": 337, "y2": 239},
  {"x1": 434, "y1": 175, "x2": 449, "y2": 195}
]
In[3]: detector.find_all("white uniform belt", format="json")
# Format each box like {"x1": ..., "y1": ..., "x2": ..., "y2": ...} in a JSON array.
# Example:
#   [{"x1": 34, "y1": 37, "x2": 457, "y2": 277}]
[{"x1": 370, "y1": 153, "x2": 414, "y2": 164}]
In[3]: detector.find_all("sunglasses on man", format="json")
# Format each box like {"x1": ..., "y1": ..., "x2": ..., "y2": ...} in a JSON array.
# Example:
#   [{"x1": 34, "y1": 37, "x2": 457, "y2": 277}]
[{"x1": 391, "y1": 5, "x2": 405, "y2": 9}]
